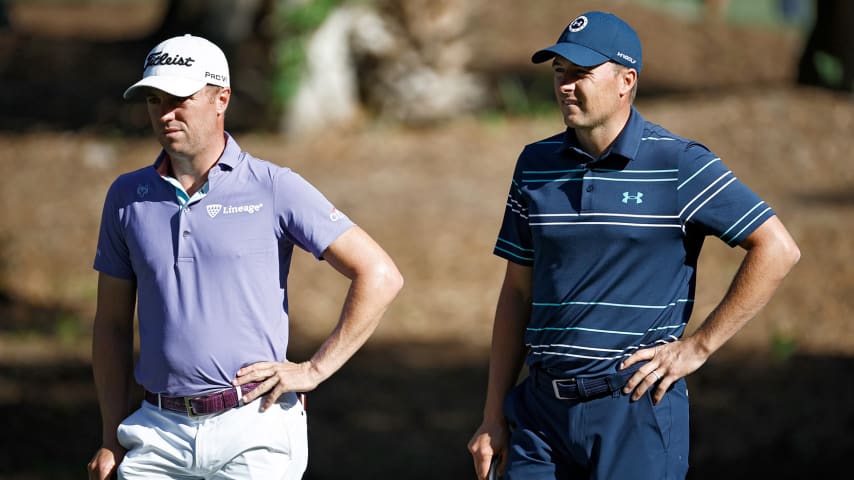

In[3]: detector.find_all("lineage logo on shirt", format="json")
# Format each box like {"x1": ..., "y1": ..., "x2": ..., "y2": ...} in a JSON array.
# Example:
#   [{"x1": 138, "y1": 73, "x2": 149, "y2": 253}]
[{"x1": 206, "y1": 203, "x2": 264, "y2": 218}]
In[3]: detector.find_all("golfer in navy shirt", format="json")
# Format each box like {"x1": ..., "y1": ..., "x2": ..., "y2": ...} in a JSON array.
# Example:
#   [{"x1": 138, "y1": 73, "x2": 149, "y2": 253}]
[
  {"x1": 468, "y1": 11, "x2": 800, "y2": 480},
  {"x1": 87, "y1": 34, "x2": 403, "y2": 480}
]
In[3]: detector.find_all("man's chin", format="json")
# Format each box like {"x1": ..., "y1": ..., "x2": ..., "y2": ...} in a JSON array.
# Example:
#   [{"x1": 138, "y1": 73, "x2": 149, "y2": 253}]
[
  {"x1": 158, "y1": 136, "x2": 183, "y2": 152},
  {"x1": 564, "y1": 118, "x2": 584, "y2": 129}
]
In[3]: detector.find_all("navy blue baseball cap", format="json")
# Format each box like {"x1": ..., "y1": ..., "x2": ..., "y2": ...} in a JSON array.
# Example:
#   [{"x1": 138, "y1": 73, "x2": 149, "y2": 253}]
[{"x1": 532, "y1": 11, "x2": 642, "y2": 73}]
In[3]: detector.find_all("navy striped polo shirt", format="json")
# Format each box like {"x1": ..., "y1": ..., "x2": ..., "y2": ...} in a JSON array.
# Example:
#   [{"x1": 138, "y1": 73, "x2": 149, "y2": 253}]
[{"x1": 495, "y1": 108, "x2": 774, "y2": 377}]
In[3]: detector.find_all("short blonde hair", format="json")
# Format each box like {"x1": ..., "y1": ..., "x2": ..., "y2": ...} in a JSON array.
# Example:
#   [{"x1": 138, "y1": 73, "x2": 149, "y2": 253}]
[{"x1": 612, "y1": 62, "x2": 638, "y2": 103}]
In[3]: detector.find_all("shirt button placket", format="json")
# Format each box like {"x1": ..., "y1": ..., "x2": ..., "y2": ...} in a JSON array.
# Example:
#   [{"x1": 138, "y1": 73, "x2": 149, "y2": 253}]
[
  {"x1": 581, "y1": 171, "x2": 594, "y2": 212},
  {"x1": 177, "y1": 203, "x2": 194, "y2": 260}
]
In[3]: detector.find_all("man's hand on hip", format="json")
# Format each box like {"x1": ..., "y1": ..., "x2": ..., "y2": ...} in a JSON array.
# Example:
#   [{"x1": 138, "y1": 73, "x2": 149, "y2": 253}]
[{"x1": 234, "y1": 361, "x2": 320, "y2": 412}]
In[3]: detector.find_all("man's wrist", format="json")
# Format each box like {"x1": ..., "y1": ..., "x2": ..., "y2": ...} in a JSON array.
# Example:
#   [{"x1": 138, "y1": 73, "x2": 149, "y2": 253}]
[
  {"x1": 482, "y1": 404, "x2": 507, "y2": 424},
  {"x1": 303, "y1": 360, "x2": 327, "y2": 387},
  {"x1": 684, "y1": 332, "x2": 715, "y2": 361}
]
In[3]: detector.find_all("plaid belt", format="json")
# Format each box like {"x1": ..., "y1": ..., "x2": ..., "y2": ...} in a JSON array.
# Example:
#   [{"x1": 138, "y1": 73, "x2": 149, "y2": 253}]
[
  {"x1": 144, "y1": 382, "x2": 262, "y2": 417},
  {"x1": 532, "y1": 363, "x2": 644, "y2": 401}
]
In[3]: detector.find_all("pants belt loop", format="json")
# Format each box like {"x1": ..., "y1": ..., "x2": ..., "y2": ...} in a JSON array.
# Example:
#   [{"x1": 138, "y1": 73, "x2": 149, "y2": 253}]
[
  {"x1": 235, "y1": 385, "x2": 243, "y2": 407},
  {"x1": 157, "y1": 393, "x2": 162, "y2": 410},
  {"x1": 576, "y1": 377, "x2": 588, "y2": 400},
  {"x1": 606, "y1": 373, "x2": 622, "y2": 398}
]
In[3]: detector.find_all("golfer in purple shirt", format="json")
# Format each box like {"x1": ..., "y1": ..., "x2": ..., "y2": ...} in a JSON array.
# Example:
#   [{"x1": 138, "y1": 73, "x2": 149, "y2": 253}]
[{"x1": 88, "y1": 34, "x2": 404, "y2": 480}]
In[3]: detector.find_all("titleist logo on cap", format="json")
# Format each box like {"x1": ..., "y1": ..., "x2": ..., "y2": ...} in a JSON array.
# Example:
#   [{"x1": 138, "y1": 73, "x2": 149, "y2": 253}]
[
  {"x1": 123, "y1": 34, "x2": 230, "y2": 99},
  {"x1": 145, "y1": 51, "x2": 196, "y2": 68}
]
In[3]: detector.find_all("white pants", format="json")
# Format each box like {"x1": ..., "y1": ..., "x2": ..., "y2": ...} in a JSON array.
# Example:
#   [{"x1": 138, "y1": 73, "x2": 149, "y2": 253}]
[{"x1": 117, "y1": 392, "x2": 308, "y2": 480}]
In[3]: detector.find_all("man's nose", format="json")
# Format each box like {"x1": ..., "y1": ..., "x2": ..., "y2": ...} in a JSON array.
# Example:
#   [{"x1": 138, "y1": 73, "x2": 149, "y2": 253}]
[
  {"x1": 157, "y1": 103, "x2": 177, "y2": 120},
  {"x1": 559, "y1": 79, "x2": 576, "y2": 91}
]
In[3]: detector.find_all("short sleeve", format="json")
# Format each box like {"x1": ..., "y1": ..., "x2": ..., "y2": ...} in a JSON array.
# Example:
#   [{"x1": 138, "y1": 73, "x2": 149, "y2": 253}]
[
  {"x1": 494, "y1": 157, "x2": 534, "y2": 265},
  {"x1": 274, "y1": 170, "x2": 355, "y2": 259},
  {"x1": 677, "y1": 144, "x2": 775, "y2": 246},
  {"x1": 93, "y1": 180, "x2": 135, "y2": 279}
]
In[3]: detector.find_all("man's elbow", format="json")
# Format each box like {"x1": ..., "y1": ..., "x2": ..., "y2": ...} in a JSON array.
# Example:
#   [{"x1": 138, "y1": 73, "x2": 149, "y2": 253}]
[
  {"x1": 359, "y1": 256, "x2": 404, "y2": 300},
  {"x1": 767, "y1": 228, "x2": 801, "y2": 277},
  {"x1": 775, "y1": 219, "x2": 801, "y2": 270},
  {"x1": 781, "y1": 238, "x2": 801, "y2": 271},
  {"x1": 378, "y1": 261, "x2": 405, "y2": 298},
  {"x1": 751, "y1": 216, "x2": 801, "y2": 273}
]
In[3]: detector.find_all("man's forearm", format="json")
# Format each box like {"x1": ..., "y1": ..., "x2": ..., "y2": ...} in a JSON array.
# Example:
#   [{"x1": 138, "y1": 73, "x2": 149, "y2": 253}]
[
  {"x1": 482, "y1": 308, "x2": 528, "y2": 422},
  {"x1": 92, "y1": 317, "x2": 135, "y2": 445},
  {"x1": 482, "y1": 268, "x2": 532, "y2": 422},
  {"x1": 689, "y1": 216, "x2": 800, "y2": 357},
  {"x1": 308, "y1": 260, "x2": 404, "y2": 383}
]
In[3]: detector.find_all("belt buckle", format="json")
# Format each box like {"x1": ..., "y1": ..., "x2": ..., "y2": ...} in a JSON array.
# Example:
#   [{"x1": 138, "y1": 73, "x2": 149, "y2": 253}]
[
  {"x1": 183, "y1": 393, "x2": 207, "y2": 417},
  {"x1": 551, "y1": 378, "x2": 577, "y2": 400}
]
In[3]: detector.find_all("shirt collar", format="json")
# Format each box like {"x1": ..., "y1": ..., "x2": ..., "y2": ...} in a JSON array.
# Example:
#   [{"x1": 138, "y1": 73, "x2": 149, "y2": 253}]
[
  {"x1": 152, "y1": 131, "x2": 242, "y2": 174},
  {"x1": 216, "y1": 131, "x2": 241, "y2": 171},
  {"x1": 152, "y1": 132, "x2": 243, "y2": 207},
  {"x1": 559, "y1": 107, "x2": 645, "y2": 163}
]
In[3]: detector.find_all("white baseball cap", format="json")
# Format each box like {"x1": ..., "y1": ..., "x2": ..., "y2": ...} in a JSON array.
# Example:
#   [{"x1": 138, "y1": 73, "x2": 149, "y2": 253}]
[{"x1": 123, "y1": 34, "x2": 230, "y2": 100}]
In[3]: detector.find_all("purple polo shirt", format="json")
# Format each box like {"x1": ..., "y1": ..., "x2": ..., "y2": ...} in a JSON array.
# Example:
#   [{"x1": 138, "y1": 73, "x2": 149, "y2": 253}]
[{"x1": 94, "y1": 134, "x2": 354, "y2": 396}]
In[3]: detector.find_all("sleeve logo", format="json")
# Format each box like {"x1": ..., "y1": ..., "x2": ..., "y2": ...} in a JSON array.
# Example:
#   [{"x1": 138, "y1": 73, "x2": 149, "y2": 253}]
[{"x1": 329, "y1": 207, "x2": 345, "y2": 222}]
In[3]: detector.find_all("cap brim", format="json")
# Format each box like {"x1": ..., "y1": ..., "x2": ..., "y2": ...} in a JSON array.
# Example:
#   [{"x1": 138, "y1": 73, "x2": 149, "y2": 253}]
[
  {"x1": 123, "y1": 75, "x2": 207, "y2": 100},
  {"x1": 531, "y1": 43, "x2": 610, "y2": 66}
]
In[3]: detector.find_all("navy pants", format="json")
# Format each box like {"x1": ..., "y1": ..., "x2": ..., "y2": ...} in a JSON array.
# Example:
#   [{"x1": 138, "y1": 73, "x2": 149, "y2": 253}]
[{"x1": 503, "y1": 373, "x2": 690, "y2": 479}]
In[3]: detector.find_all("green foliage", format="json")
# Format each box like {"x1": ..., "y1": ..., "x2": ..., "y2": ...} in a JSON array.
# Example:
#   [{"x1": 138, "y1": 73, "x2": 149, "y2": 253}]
[
  {"x1": 498, "y1": 77, "x2": 531, "y2": 115},
  {"x1": 271, "y1": 0, "x2": 344, "y2": 110},
  {"x1": 495, "y1": 75, "x2": 555, "y2": 117},
  {"x1": 812, "y1": 50, "x2": 845, "y2": 89},
  {"x1": 54, "y1": 312, "x2": 85, "y2": 345},
  {"x1": 770, "y1": 329, "x2": 798, "y2": 362},
  {"x1": 636, "y1": 0, "x2": 814, "y2": 30}
]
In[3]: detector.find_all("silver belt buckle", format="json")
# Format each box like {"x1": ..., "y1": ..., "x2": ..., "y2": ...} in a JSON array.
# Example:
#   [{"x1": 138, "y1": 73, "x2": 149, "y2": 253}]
[{"x1": 551, "y1": 378, "x2": 577, "y2": 400}]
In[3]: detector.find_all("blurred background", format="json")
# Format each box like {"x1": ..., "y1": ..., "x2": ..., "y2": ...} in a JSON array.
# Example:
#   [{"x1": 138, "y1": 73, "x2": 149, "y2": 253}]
[{"x1": 0, "y1": 0, "x2": 852, "y2": 478}]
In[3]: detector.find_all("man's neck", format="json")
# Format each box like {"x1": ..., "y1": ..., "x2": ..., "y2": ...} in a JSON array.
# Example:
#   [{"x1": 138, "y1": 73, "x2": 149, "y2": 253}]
[
  {"x1": 166, "y1": 136, "x2": 226, "y2": 195},
  {"x1": 574, "y1": 107, "x2": 631, "y2": 158}
]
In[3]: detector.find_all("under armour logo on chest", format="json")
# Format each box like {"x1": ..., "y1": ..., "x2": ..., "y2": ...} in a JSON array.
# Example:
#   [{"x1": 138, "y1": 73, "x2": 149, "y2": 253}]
[{"x1": 622, "y1": 192, "x2": 644, "y2": 204}]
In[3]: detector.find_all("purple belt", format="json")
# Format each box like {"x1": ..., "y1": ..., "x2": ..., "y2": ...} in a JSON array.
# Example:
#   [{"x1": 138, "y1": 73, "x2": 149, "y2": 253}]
[{"x1": 144, "y1": 382, "x2": 262, "y2": 417}]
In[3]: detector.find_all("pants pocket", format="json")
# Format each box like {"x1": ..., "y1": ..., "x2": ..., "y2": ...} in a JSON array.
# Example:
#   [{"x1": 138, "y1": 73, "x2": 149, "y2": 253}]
[{"x1": 647, "y1": 379, "x2": 690, "y2": 478}]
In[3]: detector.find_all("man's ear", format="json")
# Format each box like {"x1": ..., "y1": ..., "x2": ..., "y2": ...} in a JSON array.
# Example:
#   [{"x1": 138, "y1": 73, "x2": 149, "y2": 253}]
[
  {"x1": 621, "y1": 68, "x2": 637, "y2": 97},
  {"x1": 217, "y1": 87, "x2": 231, "y2": 114}
]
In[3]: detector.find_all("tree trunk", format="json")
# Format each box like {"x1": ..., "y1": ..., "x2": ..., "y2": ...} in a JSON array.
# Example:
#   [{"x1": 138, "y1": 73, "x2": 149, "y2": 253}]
[
  {"x1": 796, "y1": 0, "x2": 854, "y2": 92},
  {"x1": 149, "y1": 0, "x2": 268, "y2": 51},
  {"x1": 148, "y1": 0, "x2": 279, "y2": 131}
]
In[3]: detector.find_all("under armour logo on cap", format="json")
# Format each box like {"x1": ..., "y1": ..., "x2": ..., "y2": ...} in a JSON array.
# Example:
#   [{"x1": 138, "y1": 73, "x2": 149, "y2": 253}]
[
  {"x1": 123, "y1": 34, "x2": 230, "y2": 100},
  {"x1": 568, "y1": 16, "x2": 588, "y2": 32}
]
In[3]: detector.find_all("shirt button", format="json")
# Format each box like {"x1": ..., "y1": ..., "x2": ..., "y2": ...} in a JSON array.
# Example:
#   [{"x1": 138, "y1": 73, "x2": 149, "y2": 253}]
[
  {"x1": 182, "y1": 230, "x2": 191, "y2": 238},
  {"x1": 184, "y1": 207, "x2": 191, "y2": 213},
  {"x1": 586, "y1": 185, "x2": 594, "y2": 192}
]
